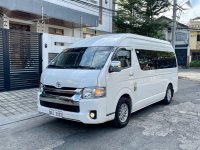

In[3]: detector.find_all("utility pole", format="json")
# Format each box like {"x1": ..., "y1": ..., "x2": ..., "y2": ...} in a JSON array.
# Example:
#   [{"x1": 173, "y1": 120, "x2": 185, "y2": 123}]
[
  {"x1": 95, "y1": 19, "x2": 98, "y2": 36},
  {"x1": 41, "y1": 0, "x2": 45, "y2": 32},
  {"x1": 172, "y1": 0, "x2": 177, "y2": 49},
  {"x1": 80, "y1": 16, "x2": 82, "y2": 38}
]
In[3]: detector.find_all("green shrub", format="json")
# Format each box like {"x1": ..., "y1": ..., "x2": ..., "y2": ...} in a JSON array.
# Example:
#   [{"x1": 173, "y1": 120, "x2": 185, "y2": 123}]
[{"x1": 190, "y1": 60, "x2": 200, "y2": 67}]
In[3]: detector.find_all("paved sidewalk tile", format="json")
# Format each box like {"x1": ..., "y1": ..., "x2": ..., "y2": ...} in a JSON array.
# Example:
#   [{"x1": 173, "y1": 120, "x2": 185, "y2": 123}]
[{"x1": 0, "y1": 88, "x2": 38, "y2": 118}]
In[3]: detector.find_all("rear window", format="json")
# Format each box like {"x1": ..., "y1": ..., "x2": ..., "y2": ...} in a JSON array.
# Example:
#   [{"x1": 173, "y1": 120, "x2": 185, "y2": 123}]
[{"x1": 136, "y1": 49, "x2": 177, "y2": 71}]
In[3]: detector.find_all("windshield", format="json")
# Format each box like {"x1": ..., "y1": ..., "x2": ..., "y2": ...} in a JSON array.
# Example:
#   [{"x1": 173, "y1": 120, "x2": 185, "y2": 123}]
[{"x1": 48, "y1": 47, "x2": 113, "y2": 69}]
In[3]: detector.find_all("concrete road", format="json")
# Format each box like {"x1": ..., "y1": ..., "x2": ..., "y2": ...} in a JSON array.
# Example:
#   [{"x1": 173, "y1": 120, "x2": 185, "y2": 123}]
[
  {"x1": 0, "y1": 79, "x2": 200, "y2": 150},
  {"x1": 179, "y1": 68, "x2": 200, "y2": 81}
]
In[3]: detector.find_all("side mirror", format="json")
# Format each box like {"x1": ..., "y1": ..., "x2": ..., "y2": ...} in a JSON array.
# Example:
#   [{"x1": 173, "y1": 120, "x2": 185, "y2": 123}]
[{"x1": 109, "y1": 61, "x2": 121, "y2": 73}]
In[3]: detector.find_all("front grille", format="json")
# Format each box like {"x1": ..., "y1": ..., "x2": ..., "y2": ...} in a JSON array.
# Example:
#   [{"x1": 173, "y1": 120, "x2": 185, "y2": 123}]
[
  {"x1": 45, "y1": 85, "x2": 76, "y2": 91},
  {"x1": 43, "y1": 85, "x2": 77, "y2": 97},
  {"x1": 40, "y1": 100, "x2": 80, "y2": 112}
]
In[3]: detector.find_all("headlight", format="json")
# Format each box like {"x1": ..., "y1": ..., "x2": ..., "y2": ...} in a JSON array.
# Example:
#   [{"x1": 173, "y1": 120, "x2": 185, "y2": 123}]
[
  {"x1": 82, "y1": 87, "x2": 106, "y2": 99},
  {"x1": 40, "y1": 83, "x2": 44, "y2": 92}
]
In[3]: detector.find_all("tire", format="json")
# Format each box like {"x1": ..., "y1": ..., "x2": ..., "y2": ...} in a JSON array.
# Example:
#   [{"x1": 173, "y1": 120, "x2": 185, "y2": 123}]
[
  {"x1": 113, "y1": 97, "x2": 131, "y2": 128},
  {"x1": 162, "y1": 85, "x2": 173, "y2": 105}
]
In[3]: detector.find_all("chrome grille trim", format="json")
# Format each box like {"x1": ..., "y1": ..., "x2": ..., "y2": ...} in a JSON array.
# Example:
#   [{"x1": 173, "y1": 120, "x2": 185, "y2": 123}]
[
  {"x1": 40, "y1": 96, "x2": 79, "y2": 106},
  {"x1": 44, "y1": 87, "x2": 75, "y2": 95},
  {"x1": 43, "y1": 85, "x2": 77, "y2": 98}
]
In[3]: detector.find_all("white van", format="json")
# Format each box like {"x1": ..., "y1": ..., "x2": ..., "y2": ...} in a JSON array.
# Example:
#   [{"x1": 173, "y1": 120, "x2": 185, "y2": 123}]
[{"x1": 38, "y1": 34, "x2": 178, "y2": 128}]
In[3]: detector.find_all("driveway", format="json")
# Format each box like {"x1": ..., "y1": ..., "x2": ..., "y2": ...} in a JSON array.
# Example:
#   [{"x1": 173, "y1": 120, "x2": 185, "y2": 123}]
[
  {"x1": 179, "y1": 68, "x2": 200, "y2": 81},
  {"x1": 0, "y1": 79, "x2": 200, "y2": 150}
]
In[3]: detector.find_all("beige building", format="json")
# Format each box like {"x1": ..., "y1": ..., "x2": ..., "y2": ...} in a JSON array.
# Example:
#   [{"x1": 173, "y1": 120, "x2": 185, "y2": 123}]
[{"x1": 189, "y1": 17, "x2": 200, "y2": 61}]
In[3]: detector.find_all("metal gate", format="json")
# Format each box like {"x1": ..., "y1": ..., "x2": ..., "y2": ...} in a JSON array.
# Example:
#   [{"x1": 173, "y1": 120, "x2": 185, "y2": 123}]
[
  {"x1": 175, "y1": 49, "x2": 187, "y2": 66},
  {"x1": 0, "y1": 30, "x2": 4, "y2": 91},
  {"x1": 0, "y1": 28, "x2": 42, "y2": 91}
]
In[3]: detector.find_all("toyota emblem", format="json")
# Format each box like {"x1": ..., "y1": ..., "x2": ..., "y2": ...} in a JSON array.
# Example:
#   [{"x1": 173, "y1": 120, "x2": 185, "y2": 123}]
[{"x1": 56, "y1": 82, "x2": 61, "y2": 88}]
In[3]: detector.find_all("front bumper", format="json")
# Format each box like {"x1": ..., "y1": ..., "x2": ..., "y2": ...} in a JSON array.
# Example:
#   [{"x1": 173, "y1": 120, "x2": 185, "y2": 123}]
[{"x1": 37, "y1": 92, "x2": 109, "y2": 124}]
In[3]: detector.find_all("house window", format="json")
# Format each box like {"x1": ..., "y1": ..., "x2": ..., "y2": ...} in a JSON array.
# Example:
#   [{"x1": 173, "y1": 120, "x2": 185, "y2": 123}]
[
  {"x1": 49, "y1": 27, "x2": 64, "y2": 35},
  {"x1": 197, "y1": 35, "x2": 200, "y2": 41},
  {"x1": 54, "y1": 42, "x2": 65, "y2": 46},
  {"x1": 192, "y1": 52, "x2": 200, "y2": 60},
  {"x1": 10, "y1": 23, "x2": 30, "y2": 31},
  {"x1": 83, "y1": 33, "x2": 94, "y2": 38},
  {"x1": 176, "y1": 33, "x2": 187, "y2": 41}
]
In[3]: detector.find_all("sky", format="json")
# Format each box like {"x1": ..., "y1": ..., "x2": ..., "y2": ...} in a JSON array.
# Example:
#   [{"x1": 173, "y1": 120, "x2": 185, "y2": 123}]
[
  {"x1": 178, "y1": 0, "x2": 200, "y2": 23},
  {"x1": 162, "y1": 0, "x2": 200, "y2": 24},
  {"x1": 180, "y1": 0, "x2": 200, "y2": 23},
  {"x1": 190, "y1": 0, "x2": 200, "y2": 6}
]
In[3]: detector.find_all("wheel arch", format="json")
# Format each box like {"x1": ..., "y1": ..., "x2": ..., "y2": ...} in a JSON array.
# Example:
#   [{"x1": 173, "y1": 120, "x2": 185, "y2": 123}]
[
  {"x1": 114, "y1": 88, "x2": 134, "y2": 113},
  {"x1": 120, "y1": 94, "x2": 132, "y2": 111}
]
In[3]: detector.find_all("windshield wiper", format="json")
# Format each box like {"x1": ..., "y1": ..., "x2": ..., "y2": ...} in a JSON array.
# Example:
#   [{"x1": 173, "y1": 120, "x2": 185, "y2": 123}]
[
  {"x1": 63, "y1": 66, "x2": 79, "y2": 69},
  {"x1": 77, "y1": 66, "x2": 97, "y2": 70},
  {"x1": 48, "y1": 65, "x2": 65, "y2": 69},
  {"x1": 48, "y1": 65, "x2": 98, "y2": 70}
]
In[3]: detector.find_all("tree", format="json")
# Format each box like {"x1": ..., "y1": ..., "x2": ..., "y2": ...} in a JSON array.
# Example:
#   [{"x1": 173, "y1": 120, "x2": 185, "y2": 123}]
[{"x1": 113, "y1": 0, "x2": 170, "y2": 38}]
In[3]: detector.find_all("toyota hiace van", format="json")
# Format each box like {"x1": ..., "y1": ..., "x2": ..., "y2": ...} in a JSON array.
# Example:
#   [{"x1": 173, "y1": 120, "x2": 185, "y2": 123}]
[{"x1": 38, "y1": 34, "x2": 178, "y2": 128}]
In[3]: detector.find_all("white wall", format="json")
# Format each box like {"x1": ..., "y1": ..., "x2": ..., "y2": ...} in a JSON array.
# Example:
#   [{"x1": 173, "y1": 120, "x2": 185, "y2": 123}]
[
  {"x1": 97, "y1": 0, "x2": 113, "y2": 33},
  {"x1": 45, "y1": 0, "x2": 99, "y2": 16},
  {"x1": 45, "y1": 0, "x2": 113, "y2": 33},
  {"x1": 74, "y1": 28, "x2": 82, "y2": 38},
  {"x1": 42, "y1": 33, "x2": 82, "y2": 70},
  {"x1": 89, "y1": 0, "x2": 113, "y2": 33}
]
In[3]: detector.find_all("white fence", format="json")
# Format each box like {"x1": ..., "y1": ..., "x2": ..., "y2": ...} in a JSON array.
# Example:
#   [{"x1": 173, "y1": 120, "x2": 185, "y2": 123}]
[{"x1": 42, "y1": 33, "x2": 82, "y2": 70}]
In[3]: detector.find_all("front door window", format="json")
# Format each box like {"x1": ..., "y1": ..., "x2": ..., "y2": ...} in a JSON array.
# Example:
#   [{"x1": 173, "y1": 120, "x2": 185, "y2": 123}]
[{"x1": 112, "y1": 49, "x2": 132, "y2": 69}]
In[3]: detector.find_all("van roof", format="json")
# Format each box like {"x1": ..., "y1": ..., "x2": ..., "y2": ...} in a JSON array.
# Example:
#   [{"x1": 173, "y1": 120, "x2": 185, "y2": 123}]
[{"x1": 69, "y1": 33, "x2": 171, "y2": 48}]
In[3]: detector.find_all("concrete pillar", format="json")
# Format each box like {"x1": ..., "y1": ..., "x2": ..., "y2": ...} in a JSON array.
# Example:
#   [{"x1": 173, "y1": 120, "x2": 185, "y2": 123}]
[
  {"x1": 32, "y1": 20, "x2": 45, "y2": 33},
  {"x1": 0, "y1": 14, "x2": 9, "y2": 29}
]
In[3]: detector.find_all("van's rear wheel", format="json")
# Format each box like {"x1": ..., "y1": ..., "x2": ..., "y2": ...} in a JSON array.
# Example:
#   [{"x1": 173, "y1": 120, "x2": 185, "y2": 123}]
[
  {"x1": 162, "y1": 85, "x2": 173, "y2": 105},
  {"x1": 113, "y1": 97, "x2": 130, "y2": 128}
]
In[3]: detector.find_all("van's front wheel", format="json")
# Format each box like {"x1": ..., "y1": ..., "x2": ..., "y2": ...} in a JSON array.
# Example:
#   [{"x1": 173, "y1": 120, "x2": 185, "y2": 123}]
[{"x1": 113, "y1": 97, "x2": 130, "y2": 128}]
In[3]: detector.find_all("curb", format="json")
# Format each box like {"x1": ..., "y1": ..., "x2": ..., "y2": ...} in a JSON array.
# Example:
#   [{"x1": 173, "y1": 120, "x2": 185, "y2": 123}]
[
  {"x1": 178, "y1": 76, "x2": 200, "y2": 82},
  {"x1": 0, "y1": 112, "x2": 44, "y2": 127}
]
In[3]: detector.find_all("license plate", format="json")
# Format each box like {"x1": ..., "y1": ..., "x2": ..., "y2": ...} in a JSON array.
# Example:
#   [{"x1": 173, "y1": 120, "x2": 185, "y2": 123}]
[{"x1": 49, "y1": 109, "x2": 63, "y2": 118}]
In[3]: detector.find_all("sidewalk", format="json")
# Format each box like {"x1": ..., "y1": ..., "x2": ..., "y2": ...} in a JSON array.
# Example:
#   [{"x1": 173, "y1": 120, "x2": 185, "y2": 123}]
[
  {"x1": 178, "y1": 68, "x2": 200, "y2": 81},
  {"x1": 0, "y1": 88, "x2": 38, "y2": 119}
]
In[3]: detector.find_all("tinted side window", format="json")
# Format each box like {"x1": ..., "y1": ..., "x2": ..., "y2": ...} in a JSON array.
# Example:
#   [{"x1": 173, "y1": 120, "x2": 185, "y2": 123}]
[
  {"x1": 157, "y1": 52, "x2": 177, "y2": 69},
  {"x1": 136, "y1": 49, "x2": 177, "y2": 71},
  {"x1": 136, "y1": 50, "x2": 157, "y2": 70},
  {"x1": 113, "y1": 49, "x2": 131, "y2": 69}
]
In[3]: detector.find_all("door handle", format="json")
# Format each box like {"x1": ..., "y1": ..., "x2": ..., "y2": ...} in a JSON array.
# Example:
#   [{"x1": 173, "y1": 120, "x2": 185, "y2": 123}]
[{"x1": 129, "y1": 73, "x2": 134, "y2": 77}]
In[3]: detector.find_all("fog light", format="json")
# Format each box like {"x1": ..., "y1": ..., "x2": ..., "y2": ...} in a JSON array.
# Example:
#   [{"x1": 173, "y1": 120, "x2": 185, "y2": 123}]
[{"x1": 89, "y1": 111, "x2": 97, "y2": 119}]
